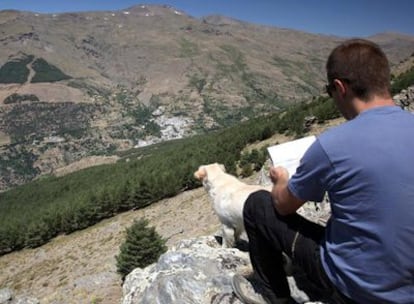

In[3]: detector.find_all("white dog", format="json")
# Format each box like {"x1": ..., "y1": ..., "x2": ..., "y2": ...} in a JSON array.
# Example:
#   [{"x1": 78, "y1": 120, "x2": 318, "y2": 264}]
[{"x1": 194, "y1": 163, "x2": 269, "y2": 248}]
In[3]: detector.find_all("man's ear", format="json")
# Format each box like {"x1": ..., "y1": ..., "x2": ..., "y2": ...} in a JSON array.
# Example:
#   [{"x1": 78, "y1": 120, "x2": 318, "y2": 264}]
[
  {"x1": 334, "y1": 79, "x2": 347, "y2": 96},
  {"x1": 194, "y1": 166, "x2": 207, "y2": 181}
]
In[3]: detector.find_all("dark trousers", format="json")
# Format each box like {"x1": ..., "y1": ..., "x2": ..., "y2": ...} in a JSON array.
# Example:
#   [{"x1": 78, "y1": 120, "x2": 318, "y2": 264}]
[{"x1": 243, "y1": 190, "x2": 356, "y2": 303}]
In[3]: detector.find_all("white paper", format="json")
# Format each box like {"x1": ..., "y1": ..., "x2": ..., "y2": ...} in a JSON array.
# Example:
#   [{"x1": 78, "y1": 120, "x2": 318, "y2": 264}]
[{"x1": 267, "y1": 135, "x2": 316, "y2": 177}]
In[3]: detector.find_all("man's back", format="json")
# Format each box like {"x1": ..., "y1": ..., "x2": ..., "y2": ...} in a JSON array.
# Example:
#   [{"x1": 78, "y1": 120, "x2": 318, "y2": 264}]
[{"x1": 317, "y1": 106, "x2": 414, "y2": 303}]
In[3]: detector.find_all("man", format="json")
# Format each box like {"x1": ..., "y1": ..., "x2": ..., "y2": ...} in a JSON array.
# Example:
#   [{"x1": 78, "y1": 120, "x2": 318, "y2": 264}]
[{"x1": 232, "y1": 39, "x2": 414, "y2": 303}]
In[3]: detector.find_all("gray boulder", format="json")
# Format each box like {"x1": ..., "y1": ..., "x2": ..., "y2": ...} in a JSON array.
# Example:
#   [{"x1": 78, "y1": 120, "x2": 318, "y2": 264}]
[
  {"x1": 0, "y1": 289, "x2": 12, "y2": 304},
  {"x1": 122, "y1": 236, "x2": 318, "y2": 304},
  {"x1": 0, "y1": 288, "x2": 39, "y2": 304}
]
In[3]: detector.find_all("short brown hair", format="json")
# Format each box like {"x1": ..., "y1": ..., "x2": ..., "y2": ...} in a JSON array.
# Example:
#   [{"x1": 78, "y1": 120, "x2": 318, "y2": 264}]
[{"x1": 326, "y1": 39, "x2": 391, "y2": 101}]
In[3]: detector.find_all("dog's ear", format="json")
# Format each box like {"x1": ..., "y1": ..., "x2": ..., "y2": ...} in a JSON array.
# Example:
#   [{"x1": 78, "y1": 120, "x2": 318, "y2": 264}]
[{"x1": 194, "y1": 166, "x2": 207, "y2": 181}]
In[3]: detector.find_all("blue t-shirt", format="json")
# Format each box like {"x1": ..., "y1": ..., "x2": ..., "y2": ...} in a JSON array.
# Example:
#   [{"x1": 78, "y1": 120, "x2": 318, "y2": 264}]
[{"x1": 288, "y1": 106, "x2": 414, "y2": 303}]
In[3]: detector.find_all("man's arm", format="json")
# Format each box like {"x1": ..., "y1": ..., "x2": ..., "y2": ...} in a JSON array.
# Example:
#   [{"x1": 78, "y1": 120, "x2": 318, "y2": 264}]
[{"x1": 270, "y1": 166, "x2": 305, "y2": 215}]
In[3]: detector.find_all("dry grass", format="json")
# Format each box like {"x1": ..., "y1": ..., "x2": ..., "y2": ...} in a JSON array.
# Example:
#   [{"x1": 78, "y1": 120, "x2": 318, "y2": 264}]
[
  {"x1": 0, "y1": 83, "x2": 90, "y2": 105},
  {"x1": 0, "y1": 131, "x2": 10, "y2": 146}
]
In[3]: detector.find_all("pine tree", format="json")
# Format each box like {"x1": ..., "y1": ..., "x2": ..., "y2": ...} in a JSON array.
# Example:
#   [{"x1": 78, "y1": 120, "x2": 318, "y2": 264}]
[{"x1": 116, "y1": 218, "x2": 167, "y2": 280}]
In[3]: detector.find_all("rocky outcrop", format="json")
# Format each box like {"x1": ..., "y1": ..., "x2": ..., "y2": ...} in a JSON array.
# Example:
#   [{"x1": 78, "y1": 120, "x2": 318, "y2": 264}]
[
  {"x1": 0, "y1": 288, "x2": 39, "y2": 304},
  {"x1": 121, "y1": 236, "x2": 318, "y2": 304},
  {"x1": 394, "y1": 85, "x2": 414, "y2": 112}
]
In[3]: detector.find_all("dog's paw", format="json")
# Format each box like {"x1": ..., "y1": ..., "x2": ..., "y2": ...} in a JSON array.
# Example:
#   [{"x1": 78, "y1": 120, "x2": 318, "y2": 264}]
[{"x1": 222, "y1": 226, "x2": 236, "y2": 248}]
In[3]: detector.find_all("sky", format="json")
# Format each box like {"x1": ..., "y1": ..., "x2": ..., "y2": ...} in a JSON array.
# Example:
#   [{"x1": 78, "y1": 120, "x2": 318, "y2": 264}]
[{"x1": 0, "y1": 0, "x2": 413, "y2": 38}]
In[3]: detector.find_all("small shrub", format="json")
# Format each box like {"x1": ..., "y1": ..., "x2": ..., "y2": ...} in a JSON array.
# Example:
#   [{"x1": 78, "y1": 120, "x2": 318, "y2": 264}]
[
  {"x1": 179, "y1": 38, "x2": 199, "y2": 58},
  {"x1": 144, "y1": 120, "x2": 161, "y2": 137},
  {"x1": 131, "y1": 104, "x2": 152, "y2": 125},
  {"x1": 239, "y1": 148, "x2": 267, "y2": 177},
  {"x1": 189, "y1": 74, "x2": 207, "y2": 93},
  {"x1": 310, "y1": 96, "x2": 340, "y2": 123},
  {"x1": 4, "y1": 93, "x2": 39, "y2": 104},
  {"x1": 116, "y1": 218, "x2": 167, "y2": 280},
  {"x1": 240, "y1": 163, "x2": 253, "y2": 177},
  {"x1": 391, "y1": 67, "x2": 414, "y2": 94}
]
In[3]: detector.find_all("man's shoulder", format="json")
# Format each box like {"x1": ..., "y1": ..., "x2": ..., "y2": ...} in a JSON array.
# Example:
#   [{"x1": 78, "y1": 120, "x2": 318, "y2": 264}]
[
  {"x1": 317, "y1": 106, "x2": 399, "y2": 142},
  {"x1": 317, "y1": 120, "x2": 353, "y2": 145},
  {"x1": 315, "y1": 118, "x2": 366, "y2": 158}
]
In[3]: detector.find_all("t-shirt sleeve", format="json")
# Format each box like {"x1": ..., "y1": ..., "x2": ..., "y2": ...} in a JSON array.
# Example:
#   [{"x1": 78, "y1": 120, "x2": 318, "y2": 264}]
[{"x1": 288, "y1": 139, "x2": 332, "y2": 202}]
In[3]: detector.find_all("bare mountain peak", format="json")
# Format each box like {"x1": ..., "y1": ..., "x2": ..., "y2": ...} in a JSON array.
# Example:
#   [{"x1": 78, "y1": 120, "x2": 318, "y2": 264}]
[
  {"x1": 124, "y1": 3, "x2": 186, "y2": 16},
  {"x1": 0, "y1": 9, "x2": 22, "y2": 23},
  {"x1": 368, "y1": 32, "x2": 414, "y2": 42},
  {"x1": 0, "y1": 9, "x2": 20, "y2": 14}
]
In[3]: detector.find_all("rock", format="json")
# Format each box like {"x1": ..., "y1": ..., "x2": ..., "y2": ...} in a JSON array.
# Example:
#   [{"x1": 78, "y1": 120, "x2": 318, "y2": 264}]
[
  {"x1": 304, "y1": 115, "x2": 317, "y2": 130},
  {"x1": 394, "y1": 85, "x2": 414, "y2": 112},
  {"x1": 121, "y1": 236, "x2": 322, "y2": 304},
  {"x1": 122, "y1": 236, "x2": 247, "y2": 304},
  {"x1": 14, "y1": 297, "x2": 39, "y2": 304},
  {"x1": 0, "y1": 289, "x2": 39, "y2": 304},
  {"x1": 0, "y1": 289, "x2": 12, "y2": 304}
]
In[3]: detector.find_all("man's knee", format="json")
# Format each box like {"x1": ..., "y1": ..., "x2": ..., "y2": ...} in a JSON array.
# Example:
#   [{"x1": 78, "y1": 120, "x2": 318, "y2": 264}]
[{"x1": 244, "y1": 190, "x2": 272, "y2": 219}]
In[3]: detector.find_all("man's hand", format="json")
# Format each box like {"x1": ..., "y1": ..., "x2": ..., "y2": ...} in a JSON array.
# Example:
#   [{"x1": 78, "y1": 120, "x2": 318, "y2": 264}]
[
  {"x1": 269, "y1": 166, "x2": 289, "y2": 187},
  {"x1": 269, "y1": 166, "x2": 305, "y2": 215}
]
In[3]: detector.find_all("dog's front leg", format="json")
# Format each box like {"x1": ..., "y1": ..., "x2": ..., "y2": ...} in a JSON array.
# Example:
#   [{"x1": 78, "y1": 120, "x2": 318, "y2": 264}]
[{"x1": 221, "y1": 225, "x2": 235, "y2": 248}]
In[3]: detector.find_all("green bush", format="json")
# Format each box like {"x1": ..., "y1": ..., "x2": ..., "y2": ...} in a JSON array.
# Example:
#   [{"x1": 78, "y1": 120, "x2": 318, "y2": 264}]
[
  {"x1": 240, "y1": 163, "x2": 254, "y2": 177},
  {"x1": 3, "y1": 101, "x2": 93, "y2": 143},
  {"x1": 179, "y1": 38, "x2": 199, "y2": 58},
  {"x1": 31, "y1": 58, "x2": 71, "y2": 83},
  {"x1": 189, "y1": 74, "x2": 207, "y2": 93},
  {"x1": 0, "y1": 55, "x2": 33, "y2": 84},
  {"x1": 277, "y1": 96, "x2": 340, "y2": 137},
  {"x1": 130, "y1": 104, "x2": 161, "y2": 137},
  {"x1": 131, "y1": 104, "x2": 152, "y2": 125},
  {"x1": 3, "y1": 93, "x2": 39, "y2": 104},
  {"x1": 310, "y1": 96, "x2": 341, "y2": 123},
  {"x1": 144, "y1": 120, "x2": 161, "y2": 137},
  {"x1": 0, "y1": 147, "x2": 39, "y2": 184},
  {"x1": 391, "y1": 67, "x2": 414, "y2": 94},
  {"x1": 116, "y1": 218, "x2": 167, "y2": 280},
  {"x1": 239, "y1": 148, "x2": 267, "y2": 177}
]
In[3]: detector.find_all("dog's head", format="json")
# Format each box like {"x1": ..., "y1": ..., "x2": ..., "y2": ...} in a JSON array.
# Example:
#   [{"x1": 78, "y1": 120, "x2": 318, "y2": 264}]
[{"x1": 194, "y1": 163, "x2": 226, "y2": 183}]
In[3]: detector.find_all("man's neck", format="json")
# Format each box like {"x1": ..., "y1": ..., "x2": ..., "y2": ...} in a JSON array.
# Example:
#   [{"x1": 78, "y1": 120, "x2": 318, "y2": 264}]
[{"x1": 354, "y1": 96, "x2": 395, "y2": 115}]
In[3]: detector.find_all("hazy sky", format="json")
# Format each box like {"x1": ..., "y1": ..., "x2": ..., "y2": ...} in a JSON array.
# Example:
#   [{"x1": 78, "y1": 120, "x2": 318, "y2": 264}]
[{"x1": 0, "y1": 0, "x2": 413, "y2": 37}]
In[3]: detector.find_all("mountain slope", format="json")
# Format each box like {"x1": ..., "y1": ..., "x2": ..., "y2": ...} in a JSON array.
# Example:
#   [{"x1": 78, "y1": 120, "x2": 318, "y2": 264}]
[{"x1": 0, "y1": 5, "x2": 414, "y2": 190}]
